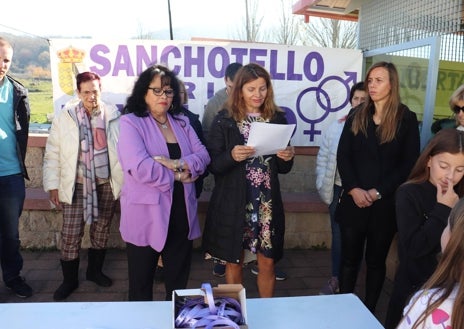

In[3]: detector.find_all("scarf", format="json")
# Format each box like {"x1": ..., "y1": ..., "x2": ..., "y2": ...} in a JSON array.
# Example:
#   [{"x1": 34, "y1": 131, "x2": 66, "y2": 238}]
[{"x1": 76, "y1": 104, "x2": 99, "y2": 224}]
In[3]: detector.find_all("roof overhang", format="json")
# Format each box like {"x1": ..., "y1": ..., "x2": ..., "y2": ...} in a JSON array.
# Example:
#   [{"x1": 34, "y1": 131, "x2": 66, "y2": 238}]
[{"x1": 292, "y1": 0, "x2": 361, "y2": 23}]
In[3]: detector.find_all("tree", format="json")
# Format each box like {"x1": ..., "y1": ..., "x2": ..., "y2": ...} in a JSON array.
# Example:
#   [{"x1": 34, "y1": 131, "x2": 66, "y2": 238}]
[
  {"x1": 267, "y1": 0, "x2": 301, "y2": 45},
  {"x1": 38, "y1": 51, "x2": 51, "y2": 69},
  {"x1": 26, "y1": 65, "x2": 51, "y2": 79},
  {"x1": 2, "y1": 33, "x2": 50, "y2": 74},
  {"x1": 300, "y1": 17, "x2": 358, "y2": 49},
  {"x1": 134, "y1": 20, "x2": 157, "y2": 40},
  {"x1": 236, "y1": 0, "x2": 264, "y2": 42}
]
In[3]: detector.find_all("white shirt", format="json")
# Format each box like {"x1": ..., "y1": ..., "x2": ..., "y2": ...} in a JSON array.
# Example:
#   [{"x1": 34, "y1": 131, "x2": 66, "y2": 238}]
[{"x1": 397, "y1": 285, "x2": 458, "y2": 328}]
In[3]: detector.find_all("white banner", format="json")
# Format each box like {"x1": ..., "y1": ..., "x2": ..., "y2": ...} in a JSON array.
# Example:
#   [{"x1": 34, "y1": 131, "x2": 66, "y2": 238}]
[{"x1": 49, "y1": 39, "x2": 362, "y2": 146}]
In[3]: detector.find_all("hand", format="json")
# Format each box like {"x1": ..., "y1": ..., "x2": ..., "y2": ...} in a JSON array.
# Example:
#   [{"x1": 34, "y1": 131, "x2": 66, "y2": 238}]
[
  {"x1": 276, "y1": 146, "x2": 295, "y2": 161},
  {"x1": 349, "y1": 187, "x2": 373, "y2": 208},
  {"x1": 175, "y1": 170, "x2": 197, "y2": 183},
  {"x1": 231, "y1": 145, "x2": 255, "y2": 162},
  {"x1": 367, "y1": 188, "x2": 380, "y2": 202},
  {"x1": 153, "y1": 155, "x2": 178, "y2": 171},
  {"x1": 49, "y1": 189, "x2": 61, "y2": 209},
  {"x1": 437, "y1": 179, "x2": 459, "y2": 208}
]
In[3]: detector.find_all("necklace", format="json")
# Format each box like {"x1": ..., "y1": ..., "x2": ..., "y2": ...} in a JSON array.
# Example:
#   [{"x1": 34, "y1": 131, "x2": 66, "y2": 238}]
[{"x1": 153, "y1": 116, "x2": 168, "y2": 129}]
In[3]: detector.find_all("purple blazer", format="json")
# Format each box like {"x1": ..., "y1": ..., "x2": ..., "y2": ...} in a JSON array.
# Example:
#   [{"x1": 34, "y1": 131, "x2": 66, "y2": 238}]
[{"x1": 117, "y1": 113, "x2": 210, "y2": 251}]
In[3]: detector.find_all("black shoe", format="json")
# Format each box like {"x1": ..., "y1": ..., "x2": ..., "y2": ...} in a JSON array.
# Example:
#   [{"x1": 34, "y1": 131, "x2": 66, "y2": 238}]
[
  {"x1": 86, "y1": 248, "x2": 112, "y2": 287},
  {"x1": 54, "y1": 281, "x2": 79, "y2": 301},
  {"x1": 251, "y1": 264, "x2": 288, "y2": 281},
  {"x1": 6, "y1": 276, "x2": 33, "y2": 298},
  {"x1": 54, "y1": 258, "x2": 80, "y2": 301},
  {"x1": 86, "y1": 272, "x2": 112, "y2": 287},
  {"x1": 212, "y1": 263, "x2": 226, "y2": 277}
]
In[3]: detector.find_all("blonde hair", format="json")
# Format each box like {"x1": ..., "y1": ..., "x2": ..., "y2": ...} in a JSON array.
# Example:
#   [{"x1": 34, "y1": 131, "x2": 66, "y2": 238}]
[
  {"x1": 449, "y1": 84, "x2": 464, "y2": 126},
  {"x1": 449, "y1": 84, "x2": 464, "y2": 109},
  {"x1": 0, "y1": 37, "x2": 12, "y2": 49}
]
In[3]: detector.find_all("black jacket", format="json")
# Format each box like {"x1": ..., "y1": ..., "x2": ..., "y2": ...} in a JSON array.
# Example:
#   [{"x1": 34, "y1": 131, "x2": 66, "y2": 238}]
[
  {"x1": 336, "y1": 103, "x2": 420, "y2": 226},
  {"x1": 395, "y1": 181, "x2": 450, "y2": 291},
  {"x1": 7, "y1": 76, "x2": 30, "y2": 179},
  {"x1": 202, "y1": 110, "x2": 293, "y2": 263},
  {"x1": 385, "y1": 181, "x2": 451, "y2": 329}
]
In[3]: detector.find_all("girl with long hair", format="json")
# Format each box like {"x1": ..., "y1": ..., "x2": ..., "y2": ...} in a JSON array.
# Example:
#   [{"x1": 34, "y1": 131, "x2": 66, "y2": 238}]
[
  {"x1": 397, "y1": 195, "x2": 464, "y2": 329},
  {"x1": 386, "y1": 128, "x2": 464, "y2": 328}
]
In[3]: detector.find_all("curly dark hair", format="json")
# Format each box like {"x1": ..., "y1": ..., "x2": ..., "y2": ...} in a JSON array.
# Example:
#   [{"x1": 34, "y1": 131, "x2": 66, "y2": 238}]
[{"x1": 123, "y1": 64, "x2": 182, "y2": 119}]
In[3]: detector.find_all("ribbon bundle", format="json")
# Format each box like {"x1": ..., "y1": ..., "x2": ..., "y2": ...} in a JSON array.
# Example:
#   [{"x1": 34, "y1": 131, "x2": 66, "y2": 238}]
[{"x1": 175, "y1": 283, "x2": 244, "y2": 328}]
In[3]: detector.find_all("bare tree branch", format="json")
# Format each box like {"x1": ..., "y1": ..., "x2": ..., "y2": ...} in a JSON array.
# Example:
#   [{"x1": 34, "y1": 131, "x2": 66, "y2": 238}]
[
  {"x1": 300, "y1": 17, "x2": 358, "y2": 49},
  {"x1": 236, "y1": 0, "x2": 264, "y2": 42},
  {"x1": 270, "y1": 0, "x2": 301, "y2": 45}
]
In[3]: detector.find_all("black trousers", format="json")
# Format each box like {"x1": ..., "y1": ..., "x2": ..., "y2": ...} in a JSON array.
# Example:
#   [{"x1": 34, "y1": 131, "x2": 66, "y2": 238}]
[
  {"x1": 126, "y1": 235, "x2": 193, "y2": 301},
  {"x1": 126, "y1": 196, "x2": 192, "y2": 301},
  {"x1": 338, "y1": 200, "x2": 396, "y2": 314}
]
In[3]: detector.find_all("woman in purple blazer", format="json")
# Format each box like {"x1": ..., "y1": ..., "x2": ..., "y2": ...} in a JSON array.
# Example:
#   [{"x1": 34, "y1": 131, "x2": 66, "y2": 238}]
[{"x1": 117, "y1": 65, "x2": 210, "y2": 301}]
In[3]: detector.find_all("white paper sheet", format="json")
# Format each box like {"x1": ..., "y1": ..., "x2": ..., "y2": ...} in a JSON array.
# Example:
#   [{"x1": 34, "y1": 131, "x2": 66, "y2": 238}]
[{"x1": 246, "y1": 122, "x2": 295, "y2": 157}]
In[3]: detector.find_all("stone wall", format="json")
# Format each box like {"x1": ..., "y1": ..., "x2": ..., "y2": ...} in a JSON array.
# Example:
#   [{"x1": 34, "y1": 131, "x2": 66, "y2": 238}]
[
  {"x1": 26, "y1": 134, "x2": 318, "y2": 193},
  {"x1": 21, "y1": 135, "x2": 328, "y2": 250}
]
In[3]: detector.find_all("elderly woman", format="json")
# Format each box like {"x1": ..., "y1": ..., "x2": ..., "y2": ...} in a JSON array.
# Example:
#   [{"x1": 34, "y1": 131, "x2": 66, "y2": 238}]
[
  {"x1": 43, "y1": 71, "x2": 122, "y2": 301},
  {"x1": 450, "y1": 84, "x2": 464, "y2": 130},
  {"x1": 117, "y1": 64, "x2": 210, "y2": 301}
]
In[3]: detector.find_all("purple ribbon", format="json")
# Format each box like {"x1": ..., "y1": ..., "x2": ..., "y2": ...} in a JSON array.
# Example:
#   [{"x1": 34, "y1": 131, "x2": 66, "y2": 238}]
[{"x1": 174, "y1": 283, "x2": 244, "y2": 328}]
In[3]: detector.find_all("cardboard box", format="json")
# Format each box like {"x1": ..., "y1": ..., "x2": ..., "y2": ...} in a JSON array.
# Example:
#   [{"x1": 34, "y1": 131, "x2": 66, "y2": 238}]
[{"x1": 172, "y1": 283, "x2": 248, "y2": 329}]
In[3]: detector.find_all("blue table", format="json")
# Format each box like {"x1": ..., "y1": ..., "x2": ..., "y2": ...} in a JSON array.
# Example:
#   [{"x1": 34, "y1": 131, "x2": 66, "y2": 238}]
[{"x1": 0, "y1": 293, "x2": 384, "y2": 329}]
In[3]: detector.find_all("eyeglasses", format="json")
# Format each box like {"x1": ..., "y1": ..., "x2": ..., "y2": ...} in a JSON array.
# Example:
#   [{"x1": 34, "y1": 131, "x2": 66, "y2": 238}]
[
  {"x1": 148, "y1": 87, "x2": 174, "y2": 98},
  {"x1": 453, "y1": 106, "x2": 464, "y2": 114}
]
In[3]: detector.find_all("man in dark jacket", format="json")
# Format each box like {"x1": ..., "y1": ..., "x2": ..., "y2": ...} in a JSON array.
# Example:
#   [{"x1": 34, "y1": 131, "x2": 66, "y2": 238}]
[{"x1": 0, "y1": 37, "x2": 32, "y2": 298}]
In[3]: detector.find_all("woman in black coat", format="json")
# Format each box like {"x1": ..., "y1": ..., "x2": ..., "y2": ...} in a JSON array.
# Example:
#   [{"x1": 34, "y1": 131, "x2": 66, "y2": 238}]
[
  {"x1": 336, "y1": 62, "x2": 420, "y2": 313},
  {"x1": 202, "y1": 63, "x2": 294, "y2": 298}
]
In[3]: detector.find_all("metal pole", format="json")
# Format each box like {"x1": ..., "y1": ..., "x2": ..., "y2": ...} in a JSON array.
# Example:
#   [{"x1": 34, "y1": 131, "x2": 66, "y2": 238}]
[
  {"x1": 168, "y1": 0, "x2": 173, "y2": 40},
  {"x1": 245, "y1": 0, "x2": 250, "y2": 41}
]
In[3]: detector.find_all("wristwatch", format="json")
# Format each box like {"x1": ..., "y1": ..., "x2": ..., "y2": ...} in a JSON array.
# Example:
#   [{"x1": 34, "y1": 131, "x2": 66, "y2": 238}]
[{"x1": 376, "y1": 191, "x2": 382, "y2": 200}]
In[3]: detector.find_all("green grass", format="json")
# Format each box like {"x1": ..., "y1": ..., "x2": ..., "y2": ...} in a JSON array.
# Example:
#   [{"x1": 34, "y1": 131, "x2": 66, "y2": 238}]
[{"x1": 19, "y1": 78, "x2": 54, "y2": 124}]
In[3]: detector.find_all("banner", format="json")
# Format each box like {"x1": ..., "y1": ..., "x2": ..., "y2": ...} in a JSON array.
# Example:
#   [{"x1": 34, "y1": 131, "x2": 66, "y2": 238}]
[{"x1": 49, "y1": 39, "x2": 363, "y2": 146}]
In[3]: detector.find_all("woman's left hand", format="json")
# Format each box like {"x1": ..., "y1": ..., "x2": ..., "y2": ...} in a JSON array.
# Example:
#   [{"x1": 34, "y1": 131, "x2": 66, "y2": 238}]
[
  {"x1": 153, "y1": 155, "x2": 178, "y2": 171},
  {"x1": 276, "y1": 146, "x2": 295, "y2": 161}
]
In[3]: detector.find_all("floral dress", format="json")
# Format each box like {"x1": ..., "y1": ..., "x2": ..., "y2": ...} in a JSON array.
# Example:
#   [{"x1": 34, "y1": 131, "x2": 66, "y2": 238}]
[{"x1": 238, "y1": 113, "x2": 274, "y2": 258}]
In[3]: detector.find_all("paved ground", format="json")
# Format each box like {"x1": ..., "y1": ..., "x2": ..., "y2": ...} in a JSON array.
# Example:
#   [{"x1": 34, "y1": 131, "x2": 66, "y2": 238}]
[{"x1": 0, "y1": 248, "x2": 391, "y2": 327}]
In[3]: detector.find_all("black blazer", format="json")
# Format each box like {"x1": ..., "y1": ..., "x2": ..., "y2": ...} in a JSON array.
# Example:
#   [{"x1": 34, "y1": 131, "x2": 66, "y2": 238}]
[{"x1": 336, "y1": 103, "x2": 420, "y2": 224}]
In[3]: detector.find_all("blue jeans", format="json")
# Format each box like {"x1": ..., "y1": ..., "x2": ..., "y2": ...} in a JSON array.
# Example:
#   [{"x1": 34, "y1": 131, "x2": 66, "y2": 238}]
[
  {"x1": 328, "y1": 185, "x2": 342, "y2": 278},
  {"x1": 0, "y1": 174, "x2": 25, "y2": 283}
]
